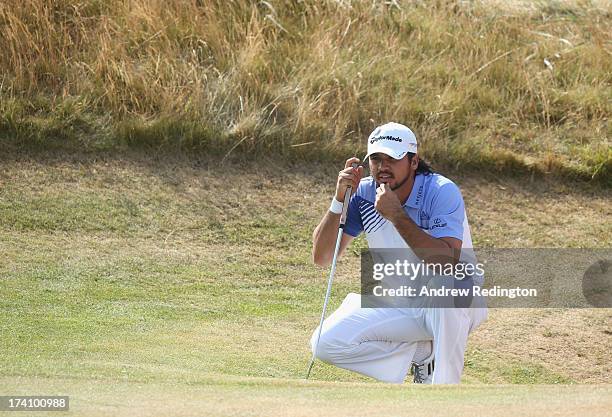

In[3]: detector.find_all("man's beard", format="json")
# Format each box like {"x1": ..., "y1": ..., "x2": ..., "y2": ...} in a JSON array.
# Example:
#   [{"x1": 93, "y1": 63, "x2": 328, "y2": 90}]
[{"x1": 390, "y1": 172, "x2": 412, "y2": 191}]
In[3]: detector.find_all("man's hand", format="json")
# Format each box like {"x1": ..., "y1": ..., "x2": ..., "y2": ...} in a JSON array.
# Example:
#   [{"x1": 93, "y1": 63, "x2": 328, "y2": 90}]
[
  {"x1": 375, "y1": 183, "x2": 404, "y2": 223},
  {"x1": 312, "y1": 157, "x2": 361, "y2": 267},
  {"x1": 335, "y1": 157, "x2": 364, "y2": 202}
]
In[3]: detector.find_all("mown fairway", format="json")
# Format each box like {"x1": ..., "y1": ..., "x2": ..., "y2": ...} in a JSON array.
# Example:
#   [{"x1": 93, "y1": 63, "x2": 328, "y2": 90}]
[
  {"x1": 1, "y1": 376, "x2": 612, "y2": 417},
  {"x1": 0, "y1": 156, "x2": 610, "y2": 416}
]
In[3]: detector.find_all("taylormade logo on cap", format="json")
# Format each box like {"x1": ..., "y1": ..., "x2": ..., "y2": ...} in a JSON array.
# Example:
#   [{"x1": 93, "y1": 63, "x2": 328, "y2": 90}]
[
  {"x1": 365, "y1": 122, "x2": 418, "y2": 160},
  {"x1": 370, "y1": 136, "x2": 403, "y2": 144}
]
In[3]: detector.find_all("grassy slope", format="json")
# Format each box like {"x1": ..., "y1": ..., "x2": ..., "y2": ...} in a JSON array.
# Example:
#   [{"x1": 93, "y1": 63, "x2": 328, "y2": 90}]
[
  {"x1": 0, "y1": 156, "x2": 610, "y2": 415},
  {"x1": 0, "y1": 0, "x2": 610, "y2": 183}
]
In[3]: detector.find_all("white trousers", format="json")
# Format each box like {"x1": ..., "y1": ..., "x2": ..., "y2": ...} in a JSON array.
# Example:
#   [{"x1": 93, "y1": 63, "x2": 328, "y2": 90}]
[{"x1": 310, "y1": 293, "x2": 487, "y2": 384}]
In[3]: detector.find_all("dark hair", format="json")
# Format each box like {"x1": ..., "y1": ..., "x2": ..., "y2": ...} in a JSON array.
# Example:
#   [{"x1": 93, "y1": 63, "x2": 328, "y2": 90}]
[{"x1": 407, "y1": 152, "x2": 434, "y2": 175}]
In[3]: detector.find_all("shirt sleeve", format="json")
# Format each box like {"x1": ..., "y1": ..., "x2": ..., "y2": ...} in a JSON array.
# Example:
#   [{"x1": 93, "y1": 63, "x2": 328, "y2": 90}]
[
  {"x1": 343, "y1": 194, "x2": 363, "y2": 237},
  {"x1": 427, "y1": 182, "x2": 465, "y2": 241}
]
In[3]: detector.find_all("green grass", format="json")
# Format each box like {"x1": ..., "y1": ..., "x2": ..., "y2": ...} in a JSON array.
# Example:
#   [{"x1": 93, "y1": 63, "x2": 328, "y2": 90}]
[
  {"x1": 0, "y1": 158, "x2": 610, "y2": 415},
  {"x1": 1, "y1": 376, "x2": 611, "y2": 417}
]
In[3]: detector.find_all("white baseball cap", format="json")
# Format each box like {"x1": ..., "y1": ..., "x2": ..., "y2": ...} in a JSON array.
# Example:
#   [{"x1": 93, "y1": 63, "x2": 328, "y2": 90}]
[{"x1": 365, "y1": 122, "x2": 418, "y2": 160}]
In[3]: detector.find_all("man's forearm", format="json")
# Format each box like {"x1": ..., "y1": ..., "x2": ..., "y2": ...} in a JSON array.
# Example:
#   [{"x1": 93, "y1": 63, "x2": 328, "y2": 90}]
[
  {"x1": 312, "y1": 157, "x2": 362, "y2": 267},
  {"x1": 312, "y1": 211, "x2": 341, "y2": 267},
  {"x1": 390, "y1": 212, "x2": 460, "y2": 265}
]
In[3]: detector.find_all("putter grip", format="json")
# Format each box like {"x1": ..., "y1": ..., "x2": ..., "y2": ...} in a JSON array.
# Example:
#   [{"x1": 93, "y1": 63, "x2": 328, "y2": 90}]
[
  {"x1": 339, "y1": 162, "x2": 359, "y2": 228},
  {"x1": 339, "y1": 185, "x2": 352, "y2": 228}
]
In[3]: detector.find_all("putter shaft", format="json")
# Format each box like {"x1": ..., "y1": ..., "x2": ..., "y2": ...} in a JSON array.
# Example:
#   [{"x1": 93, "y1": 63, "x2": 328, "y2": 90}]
[{"x1": 306, "y1": 184, "x2": 353, "y2": 379}]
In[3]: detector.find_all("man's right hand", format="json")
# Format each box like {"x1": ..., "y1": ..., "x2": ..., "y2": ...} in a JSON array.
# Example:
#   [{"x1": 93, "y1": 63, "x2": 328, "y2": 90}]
[
  {"x1": 335, "y1": 157, "x2": 364, "y2": 202},
  {"x1": 313, "y1": 157, "x2": 362, "y2": 267}
]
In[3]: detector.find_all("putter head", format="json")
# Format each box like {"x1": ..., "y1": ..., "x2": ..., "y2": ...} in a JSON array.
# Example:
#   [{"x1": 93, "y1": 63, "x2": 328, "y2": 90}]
[{"x1": 305, "y1": 359, "x2": 315, "y2": 379}]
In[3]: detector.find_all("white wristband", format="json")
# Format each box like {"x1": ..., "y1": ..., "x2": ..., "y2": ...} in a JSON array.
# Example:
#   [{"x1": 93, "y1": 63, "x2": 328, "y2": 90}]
[{"x1": 329, "y1": 197, "x2": 344, "y2": 214}]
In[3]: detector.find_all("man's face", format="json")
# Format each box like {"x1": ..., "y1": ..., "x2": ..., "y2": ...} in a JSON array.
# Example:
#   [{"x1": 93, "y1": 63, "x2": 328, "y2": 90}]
[{"x1": 369, "y1": 153, "x2": 415, "y2": 191}]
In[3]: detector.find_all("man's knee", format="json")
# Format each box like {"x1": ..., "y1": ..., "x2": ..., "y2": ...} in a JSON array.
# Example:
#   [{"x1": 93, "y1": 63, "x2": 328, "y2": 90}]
[{"x1": 310, "y1": 328, "x2": 346, "y2": 364}]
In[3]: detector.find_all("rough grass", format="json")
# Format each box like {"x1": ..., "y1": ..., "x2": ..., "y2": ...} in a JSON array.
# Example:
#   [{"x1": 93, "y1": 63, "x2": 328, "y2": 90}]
[{"x1": 0, "y1": 0, "x2": 610, "y2": 184}]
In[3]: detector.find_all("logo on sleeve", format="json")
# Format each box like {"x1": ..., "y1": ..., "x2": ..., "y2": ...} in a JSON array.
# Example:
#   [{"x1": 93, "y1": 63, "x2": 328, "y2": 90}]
[{"x1": 430, "y1": 217, "x2": 447, "y2": 230}]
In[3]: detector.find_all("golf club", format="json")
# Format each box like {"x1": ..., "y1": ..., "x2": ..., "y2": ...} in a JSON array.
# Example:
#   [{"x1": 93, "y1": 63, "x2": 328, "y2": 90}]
[{"x1": 305, "y1": 164, "x2": 358, "y2": 379}]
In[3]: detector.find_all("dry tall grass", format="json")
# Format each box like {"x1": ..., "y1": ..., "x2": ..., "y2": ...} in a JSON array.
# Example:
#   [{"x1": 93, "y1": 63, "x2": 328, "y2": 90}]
[{"x1": 0, "y1": 0, "x2": 610, "y2": 182}]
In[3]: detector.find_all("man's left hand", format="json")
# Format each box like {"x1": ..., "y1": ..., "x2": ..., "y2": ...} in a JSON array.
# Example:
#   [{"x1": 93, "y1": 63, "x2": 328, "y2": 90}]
[{"x1": 375, "y1": 183, "x2": 404, "y2": 223}]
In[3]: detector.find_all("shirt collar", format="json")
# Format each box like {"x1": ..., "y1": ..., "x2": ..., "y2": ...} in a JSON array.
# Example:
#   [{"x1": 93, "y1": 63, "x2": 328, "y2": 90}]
[{"x1": 405, "y1": 174, "x2": 425, "y2": 208}]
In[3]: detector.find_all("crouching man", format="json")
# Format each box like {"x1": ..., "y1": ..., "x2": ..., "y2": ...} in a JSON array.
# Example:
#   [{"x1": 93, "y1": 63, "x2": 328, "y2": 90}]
[{"x1": 310, "y1": 122, "x2": 487, "y2": 384}]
